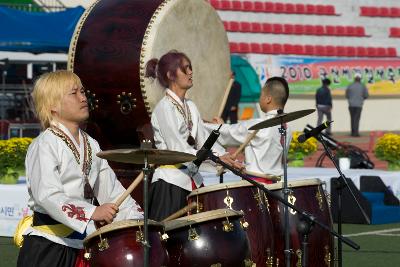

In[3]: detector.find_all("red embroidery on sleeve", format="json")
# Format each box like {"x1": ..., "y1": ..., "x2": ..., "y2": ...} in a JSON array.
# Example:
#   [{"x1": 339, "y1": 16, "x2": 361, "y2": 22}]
[{"x1": 62, "y1": 204, "x2": 89, "y2": 222}]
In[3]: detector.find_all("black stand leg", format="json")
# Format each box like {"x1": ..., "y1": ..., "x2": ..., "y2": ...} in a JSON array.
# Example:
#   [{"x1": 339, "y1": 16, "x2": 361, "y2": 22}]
[
  {"x1": 333, "y1": 178, "x2": 346, "y2": 267},
  {"x1": 297, "y1": 218, "x2": 314, "y2": 267},
  {"x1": 219, "y1": 173, "x2": 224, "y2": 184}
]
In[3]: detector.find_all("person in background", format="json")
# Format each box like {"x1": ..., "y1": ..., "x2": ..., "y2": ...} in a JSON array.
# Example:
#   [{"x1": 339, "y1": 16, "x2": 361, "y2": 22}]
[
  {"x1": 221, "y1": 72, "x2": 242, "y2": 124},
  {"x1": 346, "y1": 73, "x2": 369, "y2": 137},
  {"x1": 315, "y1": 78, "x2": 333, "y2": 135}
]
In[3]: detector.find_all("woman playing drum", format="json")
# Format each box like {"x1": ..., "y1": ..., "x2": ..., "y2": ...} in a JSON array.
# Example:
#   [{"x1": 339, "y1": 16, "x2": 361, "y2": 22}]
[{"x1": 145, "y1": 50, "x2": 243, "y2": 221}]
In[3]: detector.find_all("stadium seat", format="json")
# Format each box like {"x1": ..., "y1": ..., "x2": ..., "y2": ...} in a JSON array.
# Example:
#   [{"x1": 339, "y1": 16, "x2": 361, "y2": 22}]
[
  {"x1": 325, "y1": 5, "x2": 336, "y2": 15},
  {"x1": 346, "y1": 46, "x2": 356, "y2": 57},
  {"x1": 315, "y1": 25, "x2": 325, "y2": 35},
  {"x1": 304, "y1": 45, "x2": 314, "y2": 55},
  {"x1": 272, "y1": 43, "x2": 283, "y2": 54},
  {"x1": 240, "y1": 22, "x2": 251, "y2": 32},
  {"x1": 379, "y1": 7, "x2": 390, "y2": 17},
  {"x1": 387, "y1": 47, "x2": 397, "y2": 57},
  {"x1": 229, "y1": 42, "x2": 240, "y2": 53},
  {"x1": 262, "y1": 23, "x2": 273, "y2": 33},
  {"x1": 283, "y1": 44, "x2": 294, "y2": 54},
  {"x1": 325, "y1": 45, "x2": 336, "y2": 56},
  {"x1": 346, "y1": 26, "x2": 356, "y2": 36},
  {"x1": 250, "y1": 43, "x2": 262, "y2": 54},
  {"x1": 336, "y1": 46, "x2": 347, "y2": 57},
  {"x1": 305, "y1": 4, "x2": 315, "y2": 14},
  {"x1": 272, "y1": 23, "x2": 283, "y2": 34},
  {"x1": 336, "y1": 26, "x2": 346, "y2": 36},
  {"x1": 295, "y1": 4, "x2": 306, "y2": 14},
  {"x1": 283, "y1": 24, "x2": 294, "y2": 34},
  {"x1": 360, "y1": 7, "x2": 371, "y2": 16},
  {"x1": 285, "y1": 3, "x2": 295, "y2": 14},
  {"x1": 262, "y1": 43, "x2": 272, "y2": 54},
  {"x1": 242, "y1": 1, "x2": 254, "y2": 11},
  {"x1": 293, "y1": 45, "x2": 304, "y2": 55},
  {"x1": 377, "y1": 47, "x2": 387, "y2": 57},
  {"x1": 325, "y1": 25, "x2": 336, "y2": 36},
  {"x1": 390, "y1": 7, "x2": 400, "y2": 17},
  {"x1": 239, "y1": 42, "x2": 251, "y2": 53},
  {"x1": 315, "y1": 45, "x2": 326, "y2": 56},
  {"x1": 231, "y1": 1, "x2": 242, "y2": 11},
  {"x1": 369, "y1": 7, "x2": 379, "y2": 17},
  {"x1": 356, "y1": 46, "x2": 367, "y2": 57},
  {"x1": 254, "y1": 1, "x2": 264, "y2": 12},
  {"x1": 264, "y1": 2, "x2": 274, "y2": 12},
  {"x1": 304, "y1": 25, "x2": 316, "y2": 35},
  {"x1": 389, "y1": 27, "x2": 400, "y2": 37},
  {"x1": 367, "y1": 47, "x2": 377, "y2": 57},
  {"x1": 315, "y1": 5, "x2": 325, "y2": 15},
  {"x1": 223, "y1": 21, "x2": 229, "y2": 30},
  {"x1": 275, "y1": 3, "x2": 285, "y2": 13},
  {"x1": 355, "y1": 26, "x2": 366, "y2": 36},
  {"x1": 294, "y1": 24, "x2": 304, "y2": 34},
  {"x1": 220, "y1": 0, "x2": 232, "y2": 10},
  {"x1": 229, "y1": 21, "x2": 240, "y2": 32},
  {"x1": 209, "y1": 0, "x2": 220, "y2": 9},
  {"x1": 250, "y1": 22, "x2": 262, "y2": 33}
]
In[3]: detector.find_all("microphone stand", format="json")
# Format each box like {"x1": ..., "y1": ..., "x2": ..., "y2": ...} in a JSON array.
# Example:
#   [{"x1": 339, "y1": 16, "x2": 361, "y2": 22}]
[
  {"x1": 316, "y1": 134, "x2": 370, "y2": 267},
  {"x1": 207, "y1": 152, "x2": 360, "y2": 266}
]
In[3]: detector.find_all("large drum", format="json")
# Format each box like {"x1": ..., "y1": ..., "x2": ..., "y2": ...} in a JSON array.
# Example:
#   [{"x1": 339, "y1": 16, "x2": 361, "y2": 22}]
[
  {"x1": 68, "y1": 0, "x2": 230, "y2": 149},
  {"x1": 163, "y1": 209, "x2": 252, "y2": 266},
  {"x1": 265, "y1": 179, "x2": 334, "y2": 267},
  {"x1": 188, "y1": 180, "x2": 276, "y2": 266},
  {"x1": 83, "y1": 220, "x2": 168, "y2": 267}
]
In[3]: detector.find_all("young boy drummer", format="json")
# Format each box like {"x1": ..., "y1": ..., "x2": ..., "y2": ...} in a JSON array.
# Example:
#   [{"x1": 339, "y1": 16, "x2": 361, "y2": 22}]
[
  {"x1": 17, "y1": 70, "x2": 143, "y2": 267},
  {"x1": 206, "y1": 77, "x2": 292, "y2": 183}
]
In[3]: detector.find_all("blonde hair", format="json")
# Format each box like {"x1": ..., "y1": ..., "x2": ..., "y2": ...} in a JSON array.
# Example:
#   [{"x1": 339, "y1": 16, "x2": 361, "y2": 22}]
[{"x1": 32, "y1": 70, "x2": 83, "y2": 129}]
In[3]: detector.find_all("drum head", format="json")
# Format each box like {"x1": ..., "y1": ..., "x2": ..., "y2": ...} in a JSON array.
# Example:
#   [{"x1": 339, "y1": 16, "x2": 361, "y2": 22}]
[
  {"x1": 188, "y1": 180, "x2": 253, "y2": 197},
  {"x1": 265, "y1": 178, "x2": 323, "y2": 190},
  {"x1": 84, "y1": 219, "x2": 162, "y2": 245},
  {"x1": 164, "y1": 209, "x2": 243, "y2": 231},
  {"x1": 141, "y1": 0, "x2": 230, "y2": 120}
]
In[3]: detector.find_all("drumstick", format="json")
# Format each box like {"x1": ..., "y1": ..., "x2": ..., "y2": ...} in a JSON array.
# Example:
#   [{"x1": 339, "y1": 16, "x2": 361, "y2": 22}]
[
  {"x1": 244, "y1": 169, "x2": 281, "y2": 181},
  {"x1": 217, "y1": 78, "x2": 234, "y2": 118},
  {"x1": 114, "y1": 170, "x2": 146, "y2": 207},
  {"x1": 217, "y1": 130, "x2": 259, "y2": 176},
  {"x1": 162, "y1": 202, "x2": 197, "y2": 222}
]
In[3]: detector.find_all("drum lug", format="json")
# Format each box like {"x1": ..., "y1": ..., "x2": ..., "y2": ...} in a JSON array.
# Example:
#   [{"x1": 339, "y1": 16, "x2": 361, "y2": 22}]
[
  {"x1": 188, "y1": 226, "x2": 199, "y2": 241},
  {"x1": 224, "y1": 190, "x2": 234, "y2": 209},
  {"x1": 160, "y1": 231, "x2": 169, "y2": 241},
  {"x1": 316, "y1": 188, "x2": 325, "y2": 211},
  {"x1": 324, "y1": 245, "x2": 332, "y2": 266},
  {"x1": 253, "y1": 191, "x2": 263, "y2": 210},
  {"x1": 244, "y1": 258, "x2": 255, "y2": 267},
  {"x1": 288, "y1": 193, "x2": 297, "y2": 215},
  {"x1": 296, "y1": 249, "x2": 302, "y2": 267},
  {"x1": 222, "y1": 218, "x2": 234, "y2": 232},
  {"x1": 117, "y1": 92, "x2": 137, "y2": 115},
  {"x1": 97, "y1": 237, "x2": 109, "y2": 252},
  {"x1": 266, "y1": 248, "x2": 274, "y2": 267},
  {"x1": 136, "y1": 227, "x2": 144, "y2": 243},
  {"x1": 240, "y1": 218, "x2": 249, "y2": 230},
  {"x1": 83, "y1": 249, "x2": 91, "y2": 260}
]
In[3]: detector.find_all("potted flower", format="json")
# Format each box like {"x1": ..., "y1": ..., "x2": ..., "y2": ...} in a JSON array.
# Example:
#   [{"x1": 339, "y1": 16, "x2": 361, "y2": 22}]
[
  {"x1": 288, "y1": 131, "x2": 318, "y2": 167},
  {"x1": 0, "y1": 138, "x2": 33, "y2": 184},
  {"x1": 374, "y1": 133, "x2": 400, "y2": 171}
]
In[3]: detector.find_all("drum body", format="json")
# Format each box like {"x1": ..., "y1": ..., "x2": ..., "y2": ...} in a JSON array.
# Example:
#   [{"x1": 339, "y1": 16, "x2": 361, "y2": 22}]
[
  {"x1": 188, "y1": 181, "x2": 275, "y2": 266},
  {"x1": 83, "y1": 220, "x2": 168, "y2": 267},
  {"x1": 265, "y1": 179, "x2": 334, "y2": 267},
  {"x1": 68, "y1": 0, "x2": 230, "y2": 149},
  {"x1": 163, "y1": 209, "x2": 252, "y2": 267}
]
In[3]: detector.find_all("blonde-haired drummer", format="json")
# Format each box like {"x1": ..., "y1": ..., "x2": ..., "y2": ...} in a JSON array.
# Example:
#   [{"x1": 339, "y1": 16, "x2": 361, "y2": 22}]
[
  {"x1": 206, "y1": 77, "x2": 292, "y2": 184},
  {"x1": 17, "y1": 70, "x2": 143, "y2": 267},
  {"x1": 145, "y1": 50, "x2": 243, "y2": 221}
]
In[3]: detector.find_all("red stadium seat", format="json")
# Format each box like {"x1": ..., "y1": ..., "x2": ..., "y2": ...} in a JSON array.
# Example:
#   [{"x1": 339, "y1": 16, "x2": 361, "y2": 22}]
[
  {"x1": 304, "y1": 45, "x2": 314, "y2": 55},
  {"x1": 355, "y1": 26, "x2": 365, "y2": 36},
  {"x1": 336, "y1": 46, "x2": 347, "y2": 57},
  {"x1": 229, "y1": 42, "x2": 240, "y2": 53},
  {"x1": 305, "y1": 4, "x2": 316, "y2": 14},
  {"x1": 285, "y1": 3, "x2": 295, "y2": 14},
  {"x1": 360, "y1": 7, "x2": 371, "y2": 16},
  {"x1": 304, "y1": 25, "x2": 316, "y2": 35},
  {"x1": 272, "y1": 43, "x2": 283, "y2": 54},
  {"x1": 325, "y1": 45, "x2": 336, "y2": 56},
  {"x1": 229, "y1": 21, "x2": 240, "y2": 31},
  {"x1": 387, "y1": 47, "x2": 397, "y2": 57},
  {"x1": 262, "y1": 23, "x2": 273, "y2": 33},
  {"x1": 293, "y1": 45, "x2": 304, "y2": 55},
  {"x1": 295, "y1": 4, "x2": 306, "y2": 14},
  {"x1": 239, "y1": 42, "x2": 251, "y2": 53},
  {"x1": 250, "y1": 22, "x2": 262, "y2": 33},
  {"x1": 283, "y1": 44, "x2": 294, "y2": 54},
  {"x1": 275, "y1": 3, "x2": 285, "y2": 13},
  {"x1": 377, "y1": 47, "x2": 387, "y2": 57},
  {"x1": 369, "y1": 7, "x2": 379, "y2": 17},
  {"x1": 209, "y1": 0, "x2": 220, "y2": 9},
  {"x1": 389, "y1": 27, "x2": 400, "y2": 37},
  {"x1": 240, "y1": 22, "x2": 251, "y2": 32},
  {"x1": 315, "y1": 5, "x2": 325, "y2": 15},
  {"x1": 283, "y1": 24, "x2": 294, "y2": 34},
  {"x1": 346, "y1": 46, "x2": 356, "y2": 57},
  {"x1": 254, "y1": 1, "x2": 264, "y2": 12},
  {"x1": 220, "y1": 0, "x2": 232, "y2": 10},
  {"x1": 262, "y1": 43, "x2": 272, "y2": 54},
  {"x1": 250, "y1": 43, "x2": 262, "y2": 54},
  {"x1": 325, "y1": 5, "x2": 335, "y2": 15},
  {"x1": 264, "y1": 2, "x2": 274, "y2": 12},
  {"x1": 315, "y1": 45, "x2": 326, "y2": 56},
  {"x1": 294, "y1": 24, "x2": 304, "y2": 34},
  {"x1": 346, "y1": 26, "x2": 356, "y2": 36},
  {"x1": 356, "y1": 46, "x2": 367, "y2": 57},
  {"x1": 231, "y1": 1, "x2": 242, "y2": 11},
  {"x1": 379, "y1": 7, "x2": 390, "y2": 17},
  {"x1": 223, "y1": 21, "x2": 229, "y2": 30},
  {"x1": 336, "y1": 26, "x2": 346, "y2": 36},
  {"x1": 315, "y1": 25, "x2": 325, "y2": 35},
  {"x1": 242, "y1": 1, "x2": 254, "y2": 11},
  {"x1": 390, "y1": 7, "x2": 400, "y2": 17},
  {"x1": 367, "y1": 47, "x2": 377, "y2": 57},
  {"x1": 272, "y1": 23, "x2": 283, "y2": 34},
  {"x1": 325, "y1": 25, "x2": 336, "y2": 36}
]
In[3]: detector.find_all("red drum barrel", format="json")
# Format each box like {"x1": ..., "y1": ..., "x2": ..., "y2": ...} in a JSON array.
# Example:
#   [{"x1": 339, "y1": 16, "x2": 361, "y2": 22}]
[
  {"x1": 265, "y1": 179, "x2": 334, "y2": 267},
  {"x1": 188, "y1": 181, "x2": 275, "y2": 266},
  {"x1": 68, "y1": 0, "x2": 231, "y2": 149},
  {"x1": 163, "y1": 209, "x2": 252, "y2": 266},
  {"x1": 83, "y1": 220, "x2": 168, "y2": 266}
]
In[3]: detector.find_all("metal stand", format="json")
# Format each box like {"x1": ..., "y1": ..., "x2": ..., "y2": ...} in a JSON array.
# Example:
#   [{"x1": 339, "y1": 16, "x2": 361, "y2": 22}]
[
  {"x1": 141, "y1": 141, "x2": 152, "y2": 267},
  {"x1": 297, "y1": 218, "x2": 314, "y2": 267},
  {"x1": 316, "y1": 134, "x2": 370, "y2": 267}
]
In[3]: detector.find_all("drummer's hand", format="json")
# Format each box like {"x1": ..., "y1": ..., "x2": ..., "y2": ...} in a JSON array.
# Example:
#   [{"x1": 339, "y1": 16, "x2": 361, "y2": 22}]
[
  {"x1": 212, "y1": 117, "x2": 224, "y2": 124},
  {"x1": 91, "y1": 203, "x2": 119, "y2": 224},
  {"x1": 219, "y1": 153, "x2": 244, "y2": 170}
]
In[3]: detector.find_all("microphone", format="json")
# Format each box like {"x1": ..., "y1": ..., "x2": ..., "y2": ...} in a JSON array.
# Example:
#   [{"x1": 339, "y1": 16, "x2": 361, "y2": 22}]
[
  {"x1": 298, "y1": 121, "x2": 332, "y2": 143},
  {"x1": 193, "y1": 124, "x2": 222, "y2": 167}
]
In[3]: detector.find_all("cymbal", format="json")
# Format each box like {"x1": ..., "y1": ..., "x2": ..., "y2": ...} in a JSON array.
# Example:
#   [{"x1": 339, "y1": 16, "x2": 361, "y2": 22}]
[
  {"x1": 249, "y1": 109, "x2": 315, "y2": 130},
  {"x1": 97, "y1": 149, "x2": 197, "y2": 165}
]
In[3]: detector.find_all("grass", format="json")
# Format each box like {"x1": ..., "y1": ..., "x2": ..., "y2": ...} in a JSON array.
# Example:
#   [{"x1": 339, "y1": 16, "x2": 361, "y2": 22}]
[{"x1": 1, "y1": 223, "x2": 399, "y2": 266}]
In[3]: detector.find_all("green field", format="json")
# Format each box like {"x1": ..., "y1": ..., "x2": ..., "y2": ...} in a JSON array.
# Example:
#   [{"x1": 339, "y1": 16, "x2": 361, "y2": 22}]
[{"x1": 1, "y1": 223, "x2": 399, "y2": 266}]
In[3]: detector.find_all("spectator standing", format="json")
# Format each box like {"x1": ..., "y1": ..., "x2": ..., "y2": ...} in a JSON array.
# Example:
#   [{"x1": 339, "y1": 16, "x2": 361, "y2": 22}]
[
  {"x1": 346, "y1": 73, "x2": 369, "y2": 137},
  {"x1": 315, "y1": 78, "x2": 333, "y2": 135}
]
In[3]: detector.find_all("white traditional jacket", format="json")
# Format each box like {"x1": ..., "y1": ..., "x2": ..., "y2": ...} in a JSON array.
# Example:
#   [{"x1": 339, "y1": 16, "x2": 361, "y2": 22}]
[
  {"x1": 151, "y1": 89, "x2": 225, "y2": 191},
  {"x1": 24, "y1": 122, "x2": 143, "y2": 249},
  {"x1": 205, "y1": 110, "x2": 293, "y2": 176}
]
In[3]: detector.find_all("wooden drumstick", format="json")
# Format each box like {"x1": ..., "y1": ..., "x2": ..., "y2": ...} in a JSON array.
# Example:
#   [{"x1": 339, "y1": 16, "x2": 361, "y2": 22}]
[
  {"x1": 217, "y1": 78, "x2": 234, "y2": 118},
  {"x1": 114, "y1": 170, "x2": 146, "y2": 207},
  {"x1": 217, "y1": 130, "x2": 259, "y2": 176},
  {"x1": 162, "y1": 202, "x2": 197, "y2": 222}
]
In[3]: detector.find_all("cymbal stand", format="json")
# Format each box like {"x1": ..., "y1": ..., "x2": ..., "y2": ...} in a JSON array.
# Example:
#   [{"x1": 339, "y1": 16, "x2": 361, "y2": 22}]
[{"x1": 141, "y1": 141, "x2": 152, "y2": 267}]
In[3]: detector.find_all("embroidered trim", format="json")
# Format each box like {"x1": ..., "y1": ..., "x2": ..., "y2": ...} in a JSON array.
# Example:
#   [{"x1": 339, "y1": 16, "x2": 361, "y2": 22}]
[{"x1": 62, "y1": 204, "x2": 89, "y2": 222}]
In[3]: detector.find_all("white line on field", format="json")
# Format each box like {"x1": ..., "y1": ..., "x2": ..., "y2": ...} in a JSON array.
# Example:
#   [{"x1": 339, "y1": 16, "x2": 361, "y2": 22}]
[{"x1": 343, "y1": 228, "x2": 400, "y2": 237}]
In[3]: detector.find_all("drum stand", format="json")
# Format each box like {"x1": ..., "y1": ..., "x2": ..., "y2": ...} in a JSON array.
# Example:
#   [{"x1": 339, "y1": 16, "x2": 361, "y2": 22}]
[
  {"x1": 315, "y1": 134, "x2": 370, "y2": 267},
  {"x1": 141, "y1": 141, "x2": 152, "y2": 267},
  {"x1": 207, "y1": 152, "x2": 360, "y2": 267}
]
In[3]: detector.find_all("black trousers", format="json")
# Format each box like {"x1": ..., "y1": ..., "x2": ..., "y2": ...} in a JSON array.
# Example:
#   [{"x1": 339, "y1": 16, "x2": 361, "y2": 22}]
[
  {"x1": 148, "y1": 179, "x2": 190, "y2": 221},
  {"x1": 17, "y1": 235, "x2": 78, "y2": 267},
  {"x1": 349, "y1": 106, "x2": 362, "y2": 136}
]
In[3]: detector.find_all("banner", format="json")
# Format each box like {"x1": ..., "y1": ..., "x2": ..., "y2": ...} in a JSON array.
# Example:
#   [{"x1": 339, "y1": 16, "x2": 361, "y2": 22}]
[{"x1": 249, "y1": 55, "x2": 400, "y2": 96}]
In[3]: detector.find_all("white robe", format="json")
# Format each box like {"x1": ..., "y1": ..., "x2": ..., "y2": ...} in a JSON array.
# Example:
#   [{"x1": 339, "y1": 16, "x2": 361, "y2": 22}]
[
  {"x1": 151, "y1": 89, "x2": 225, "y2": 191},
  {"x1": 205, "y1": 110, "x2": 293, "y2": 176},
  {"x1": 24, "y1": 122, "x2": 143, "y2": 249}
]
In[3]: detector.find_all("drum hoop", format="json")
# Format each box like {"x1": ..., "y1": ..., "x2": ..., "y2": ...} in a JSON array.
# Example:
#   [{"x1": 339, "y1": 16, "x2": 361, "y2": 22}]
[
  {"x1": 188, "y1": 180, "x2": 254, "y2": 197},
  {"x1": 164, "y1": 209, "x2": 244, "y2": 231},
  {"x1": 67, "y1": 0, "x2": 101, "y2": 71},
  {"x1": 139, "y1": 0, "x2": 173, "y2": 116},
  {"x1": 265, "y1": 178, "x2": 323, "y2": 190},
  {"x1": 84, "y1": 219, "x2": 163, "y2": 244}
]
